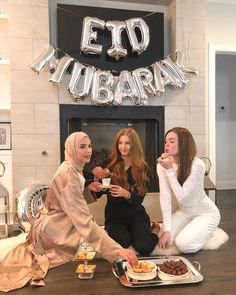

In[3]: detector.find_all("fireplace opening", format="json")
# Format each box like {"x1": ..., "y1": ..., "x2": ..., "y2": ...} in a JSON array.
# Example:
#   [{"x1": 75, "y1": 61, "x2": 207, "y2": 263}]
[{"x1": 60, "y1": 105, "x2": 164, "y2": 192}]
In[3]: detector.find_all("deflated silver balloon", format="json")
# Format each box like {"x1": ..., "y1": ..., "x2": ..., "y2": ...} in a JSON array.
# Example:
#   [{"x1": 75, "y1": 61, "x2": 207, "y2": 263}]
[{"x1": 14, "y1": 184, "x2": 49, "y2": 232}]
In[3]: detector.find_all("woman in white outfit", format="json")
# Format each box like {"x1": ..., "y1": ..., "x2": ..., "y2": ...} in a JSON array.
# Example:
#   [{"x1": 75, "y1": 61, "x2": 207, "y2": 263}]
[{"x1": 157, "y1": 127, "x2": 220, "y2": 253}]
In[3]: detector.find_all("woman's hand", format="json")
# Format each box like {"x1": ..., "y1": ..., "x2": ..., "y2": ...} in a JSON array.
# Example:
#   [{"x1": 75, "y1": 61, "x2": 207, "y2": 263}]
[
  {"x1": 118, "y1": 248, "x2": 138, "y2": 268},
  {"x1": 92, "y1": 167, "x2": 110, "y2": 180},
  {"x1": 158, "y1": 231, "x2": 171, "y2": 249},
  {"x1": 87, "y1": 182, "x2": 103, "y2": 192},
  {"x1": 109, "y1": 185, "x2": 131, "y2": 199},
  {"x1": 157, "y1": 154, "x2": 173, "y2": 170}
]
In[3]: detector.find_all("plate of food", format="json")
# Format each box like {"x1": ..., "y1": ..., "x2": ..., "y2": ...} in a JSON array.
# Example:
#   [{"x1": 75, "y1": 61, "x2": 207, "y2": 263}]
[
  {"x1": 157, "y1": 260, "x2": 192, "y2": 281},
  {"x1": 127, "y1": 260, "x2": 157, "y2": 281},
  {"x1": 75, "y1": 250, "x2": 96, "y2": 261}
]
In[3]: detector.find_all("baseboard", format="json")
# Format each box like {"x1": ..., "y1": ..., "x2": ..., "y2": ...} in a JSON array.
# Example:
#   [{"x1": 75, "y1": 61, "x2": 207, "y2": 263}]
[{"x1": 216, "y1": 181, "x2": 236, "y2": 189}]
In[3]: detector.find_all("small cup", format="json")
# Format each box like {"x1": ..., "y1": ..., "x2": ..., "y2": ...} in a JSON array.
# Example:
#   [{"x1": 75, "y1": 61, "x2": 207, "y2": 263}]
[{"x1": 102, "y1": 177, "x2": 111, "y2": 188}]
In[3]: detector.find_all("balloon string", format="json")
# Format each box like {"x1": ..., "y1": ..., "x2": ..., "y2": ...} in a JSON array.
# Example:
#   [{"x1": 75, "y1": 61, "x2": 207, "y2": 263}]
[
  {"x1": 57, "y1": 6, "x2": 160, "y2": 22},
  {"x1": 56, "y1": 6, "x2": 160, "y2": 50}
]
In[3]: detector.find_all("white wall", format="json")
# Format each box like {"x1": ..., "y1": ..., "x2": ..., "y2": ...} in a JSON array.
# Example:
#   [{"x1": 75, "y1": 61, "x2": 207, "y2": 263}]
[
  {"x1": 206, "y1": 2, "x2": 236, "y2": 45},
  {"x1": 206, "y1": 2, "x2": 236, "y2": 188}
]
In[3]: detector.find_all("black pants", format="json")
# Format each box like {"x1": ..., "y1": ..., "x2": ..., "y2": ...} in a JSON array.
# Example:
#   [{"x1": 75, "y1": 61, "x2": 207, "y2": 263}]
[{"x1": 105, "y1": 213, "x2": 158, "y2": 256}]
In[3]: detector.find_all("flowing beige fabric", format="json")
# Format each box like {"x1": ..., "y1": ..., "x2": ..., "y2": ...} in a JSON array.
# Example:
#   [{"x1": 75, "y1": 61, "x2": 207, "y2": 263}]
[{"x1": 0, "y1": 132, "x2": 122, "y2": 292}]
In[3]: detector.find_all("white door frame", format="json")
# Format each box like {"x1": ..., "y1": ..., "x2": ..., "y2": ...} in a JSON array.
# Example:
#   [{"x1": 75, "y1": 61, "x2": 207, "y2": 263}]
[{"x1": 208, "y1": 43, "x2": 236, "y2": 183}]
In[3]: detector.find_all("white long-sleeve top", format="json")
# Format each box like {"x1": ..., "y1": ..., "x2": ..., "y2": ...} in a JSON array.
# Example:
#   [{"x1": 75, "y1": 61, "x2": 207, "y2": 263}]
[{"x1": 157, "y1": 157, "x2": 217, "y2": 232}]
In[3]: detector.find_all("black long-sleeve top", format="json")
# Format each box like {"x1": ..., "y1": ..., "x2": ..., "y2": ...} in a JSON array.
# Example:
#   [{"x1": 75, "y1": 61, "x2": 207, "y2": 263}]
[{"x1": 98, "y1": 167, "x2": 146, "y2": 224}]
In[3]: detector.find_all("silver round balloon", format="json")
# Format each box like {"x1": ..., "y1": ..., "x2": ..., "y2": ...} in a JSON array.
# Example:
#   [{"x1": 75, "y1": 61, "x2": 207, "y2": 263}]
[{"x1": 14, "y1": 183, "x2": 49, "y2": 232}]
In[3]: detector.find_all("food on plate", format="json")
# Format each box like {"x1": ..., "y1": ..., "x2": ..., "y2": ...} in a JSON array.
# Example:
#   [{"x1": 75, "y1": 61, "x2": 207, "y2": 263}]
[
  {"x1": 76, "y1": 251, "x2": 95, "y2": 260},
  {"x1": 127, "y1": 260, "x2": 157, "y2": 281},
  {"x1": 131, "y1": 260, "x2": 156, "y2": 273},
  {"x1": 158, "y1": 260, "x2": 191, "y2": 280},
  {"x1": 75, "y1": 264, "x2": 96, "y2": 274},
  {"x1": 159, "y1": 260, "x2": 188, "y2": 275}
]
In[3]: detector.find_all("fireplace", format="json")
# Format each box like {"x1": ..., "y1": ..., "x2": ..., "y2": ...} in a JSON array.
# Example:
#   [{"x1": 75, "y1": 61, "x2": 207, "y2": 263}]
[{"x1": 60, "y1": 105, "x2": 164, "y2": 192}]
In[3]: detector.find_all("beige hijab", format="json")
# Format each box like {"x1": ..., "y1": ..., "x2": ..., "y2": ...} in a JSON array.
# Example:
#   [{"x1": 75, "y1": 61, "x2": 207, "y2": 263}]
[{"x1": 64, "y1": 132, "x2": 90, "y2": 172}]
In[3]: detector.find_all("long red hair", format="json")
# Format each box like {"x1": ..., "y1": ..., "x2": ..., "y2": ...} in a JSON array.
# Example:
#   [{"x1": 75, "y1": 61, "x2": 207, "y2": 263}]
[{"x1": 107, "y1": 128, "x2": 148, "y2": 196}]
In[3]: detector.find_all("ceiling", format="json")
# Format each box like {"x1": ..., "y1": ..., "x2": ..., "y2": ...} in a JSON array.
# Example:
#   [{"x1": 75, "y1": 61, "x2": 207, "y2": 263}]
[{"x1": 106, "y1": 0, "x2": 236, "y2": 6}]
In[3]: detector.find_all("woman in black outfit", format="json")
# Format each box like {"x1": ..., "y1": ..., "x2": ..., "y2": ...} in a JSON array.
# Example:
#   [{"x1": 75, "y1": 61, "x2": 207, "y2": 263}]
[{"x1": 93, "y1": 128, "x2": 158, "y2": 256}]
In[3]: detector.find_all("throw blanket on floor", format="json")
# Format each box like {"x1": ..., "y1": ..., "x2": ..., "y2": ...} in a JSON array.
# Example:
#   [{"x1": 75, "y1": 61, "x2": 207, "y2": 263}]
[{"x1": 0, "y1": 227, "x2": 229, "y2": 261}]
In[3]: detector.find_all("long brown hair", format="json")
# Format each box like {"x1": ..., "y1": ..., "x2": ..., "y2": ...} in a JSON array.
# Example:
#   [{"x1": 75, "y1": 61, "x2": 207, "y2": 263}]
[
  {"x1": 166, "y1": 127, "x2": 197, "y2": 185},
  {"x1": 107, "y1": 128, "x2": 148, "y2": 196}
]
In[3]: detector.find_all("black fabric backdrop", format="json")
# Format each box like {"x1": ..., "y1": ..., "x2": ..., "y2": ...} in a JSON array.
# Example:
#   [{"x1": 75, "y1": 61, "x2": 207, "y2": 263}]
[{"x1": 57, "y1": 4, "x2": 164, "y2": 75}]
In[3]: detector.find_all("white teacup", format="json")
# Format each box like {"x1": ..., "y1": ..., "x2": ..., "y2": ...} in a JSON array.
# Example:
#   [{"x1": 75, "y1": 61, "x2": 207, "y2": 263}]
[{"x1": 102, "y1": 177, "x2": 111, "y2": 188}]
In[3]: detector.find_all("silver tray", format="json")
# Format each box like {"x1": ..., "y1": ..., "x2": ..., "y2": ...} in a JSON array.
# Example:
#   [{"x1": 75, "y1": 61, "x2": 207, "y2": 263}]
[{"x1": 113, "y1": 256, "x2": 203, "y2": 288}]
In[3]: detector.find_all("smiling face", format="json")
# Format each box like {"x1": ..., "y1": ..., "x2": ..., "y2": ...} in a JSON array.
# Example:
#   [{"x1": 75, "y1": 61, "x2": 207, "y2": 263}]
[
  {"x1": 76, "y1": 137, "x2": 92, "y2": 164},
  {"x1": 165, "y1": 131, "x2": 179, "y2": 157},
  {"x1": 118, "y1": 134, "x2": 131, "y2": 157}
]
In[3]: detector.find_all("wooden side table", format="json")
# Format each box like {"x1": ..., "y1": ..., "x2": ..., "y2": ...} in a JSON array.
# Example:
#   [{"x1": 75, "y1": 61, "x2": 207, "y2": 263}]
[{"x1": 204, "y1": 176, "x2": 217, "y2": 204}]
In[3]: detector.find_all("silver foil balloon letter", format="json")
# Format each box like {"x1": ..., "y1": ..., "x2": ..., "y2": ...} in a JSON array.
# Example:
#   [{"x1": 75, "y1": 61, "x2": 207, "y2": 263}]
[
  {"x1": 106, "y1": 20, "x2": 127, "y2": 60},
  {"x1": 30, "y1": 45, "x2": 56, "y2": 73},
  {"x1": 49, "y1": 56, "x2": 74, "y2": 84},
  {"x1": 80, "y1": 16, "x2": 105, "y2": 55},
  {"x1": 113, "y1": 71, "x2": 140, "y2": 105},
  {"x1": 91, "y1": 70, "x2": 114, "y2": 106},
  {"x1": 68, "y1": 62, "x2": 95, "y2": 101},
  {"x1": 132, "y1": 68, "x2": 155, "y2": 104},
  {"x1": 133, "y1": 67, "x2": 156, "y2": 95},
  {"x1": 125, "y1": 18, "x2": 150, "y2": 55},
  {"x1": 152, "y1": 63, "x2": 165, "y2": 95}
]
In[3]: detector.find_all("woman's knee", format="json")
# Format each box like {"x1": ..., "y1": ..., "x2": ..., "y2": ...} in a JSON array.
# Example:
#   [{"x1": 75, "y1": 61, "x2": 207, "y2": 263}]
[
  {"x1": 107, "y1": 229, "x2": 131, "y2": 248},
  {"x1": 175, "y1": 236, "x2": 201, "y2": 253},
  {"x1": 132, "y1": 240, "x2": 152, "y2": 255}
]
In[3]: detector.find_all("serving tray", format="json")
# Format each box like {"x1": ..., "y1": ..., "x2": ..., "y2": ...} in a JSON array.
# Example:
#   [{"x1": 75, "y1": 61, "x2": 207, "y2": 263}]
[{"x1": 113, "y1": 256, "x2": 203, "y2": 288}]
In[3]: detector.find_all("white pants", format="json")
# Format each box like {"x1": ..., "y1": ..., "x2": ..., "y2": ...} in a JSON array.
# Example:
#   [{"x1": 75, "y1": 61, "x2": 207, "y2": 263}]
[{"x1": 170, "y1": 197, "x2": 220, "y2": 253}]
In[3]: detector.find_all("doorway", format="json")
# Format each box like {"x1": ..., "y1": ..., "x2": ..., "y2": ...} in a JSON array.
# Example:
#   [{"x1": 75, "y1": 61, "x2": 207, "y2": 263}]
[{"x1": 208, "y1": 44, "x2": 236, "y2": 189}]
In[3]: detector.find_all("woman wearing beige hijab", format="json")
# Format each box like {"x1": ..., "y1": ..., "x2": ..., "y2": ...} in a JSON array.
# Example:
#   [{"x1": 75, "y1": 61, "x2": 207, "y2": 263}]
[{"x1": 0, "y1": 132, "x2": 137, "y2": 292}]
